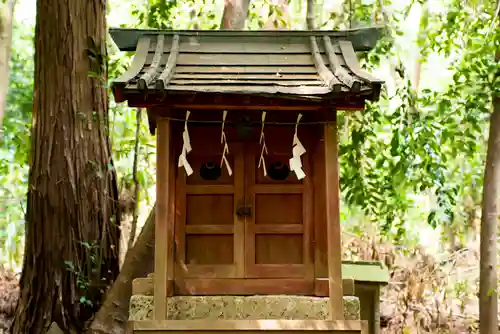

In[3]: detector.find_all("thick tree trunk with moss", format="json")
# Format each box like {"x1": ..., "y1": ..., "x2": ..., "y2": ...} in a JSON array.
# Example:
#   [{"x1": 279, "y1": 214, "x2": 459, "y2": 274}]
[
  {"x1": 0, "y1": 0, "x2": 16, "y2": 134},
  {"x1": 479, "y1": 48, "x2": 499, "y2": 334},
  {"x1": 88, "y1": 207, "x2": 155, "y2": 334},
  {"x1": 11, "y1": 0, "x2": 120, "y2": 332}
]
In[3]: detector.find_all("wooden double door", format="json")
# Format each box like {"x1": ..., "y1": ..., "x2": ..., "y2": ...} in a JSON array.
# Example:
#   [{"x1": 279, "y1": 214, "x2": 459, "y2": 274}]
[{"x1": 174, "y1": 124, "x2": 313, "y2": 282}]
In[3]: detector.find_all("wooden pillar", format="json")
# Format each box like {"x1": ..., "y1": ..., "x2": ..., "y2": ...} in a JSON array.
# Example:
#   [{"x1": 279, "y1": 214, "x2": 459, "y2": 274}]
[
  {"x1": 324, "y1": 111, "x2": 344, "y2": 319},
  {"x1": 155, "y1": 118, "x2": 170, "y2": 320}
]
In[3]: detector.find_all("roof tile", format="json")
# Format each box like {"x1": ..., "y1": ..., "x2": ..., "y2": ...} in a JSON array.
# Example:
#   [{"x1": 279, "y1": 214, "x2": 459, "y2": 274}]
[{"x1": 111, "y1": 29, "x2": 383, "y2": 103}]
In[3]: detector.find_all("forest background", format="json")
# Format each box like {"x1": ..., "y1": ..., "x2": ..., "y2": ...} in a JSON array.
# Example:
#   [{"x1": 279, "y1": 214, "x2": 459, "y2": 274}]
[{"x1": 0, "y1": 0, "x2": 499, "y2": 333}]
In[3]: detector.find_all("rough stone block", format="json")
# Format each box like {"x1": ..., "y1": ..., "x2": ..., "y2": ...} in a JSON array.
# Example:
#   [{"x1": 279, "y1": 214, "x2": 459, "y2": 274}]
[{"x1": 129, "y1": 295, "x2": 360, "y2": 321}]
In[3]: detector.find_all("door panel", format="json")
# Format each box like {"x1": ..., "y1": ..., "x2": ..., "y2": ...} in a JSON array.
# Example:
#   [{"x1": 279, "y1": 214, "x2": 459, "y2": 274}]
[
  {"x1": 175, "y1": 126, "x2": 245, "y2": 279},
  {"x1": 244, "y1": 126, "x2": 313, "y2": 278},
  {"x1": 175, "y1": 124, "x2": 313, "y2": 282}
]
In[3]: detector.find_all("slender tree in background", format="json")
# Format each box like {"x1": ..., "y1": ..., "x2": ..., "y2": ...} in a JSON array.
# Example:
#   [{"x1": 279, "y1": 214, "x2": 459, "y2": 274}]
[
  {"x1": 479, "y1": 38, "x2": 500, "y2": 334},
  {"x1": 306, "y1": 0, "x2": 315, "y2": 29},
  {"x1": 11, "y1": 0, "x2": 120, "y2": 332},
  {"x1": 221, "y1": 0, "x2": 250, "y2": 29},
  {"x1": 0, "y1": 0, "x2": 16, "y2": 134}
]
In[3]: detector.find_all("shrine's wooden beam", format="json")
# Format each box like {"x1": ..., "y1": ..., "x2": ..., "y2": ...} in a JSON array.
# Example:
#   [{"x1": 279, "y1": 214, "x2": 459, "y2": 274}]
[
  {"x1": 132, "y1": 277, "x2": 356, "y2": 296},
  {"x1": 324, "y1": 111, "x2": 344, "y2": 320},
  {"x1": 122, "y1": 100, "x2": 365, "y2": 112},
  {"x1": 154, "y1": 119, "x2": 171, "y2": 320},
  {"x1": 173, "y1": 104, "x2": 365, "y2": 112},
  {"x1": 314, "y1": 278, "x2": 355, "y2": 297},
  {"x1": 171, "y1": 104, "x2": 325, "y2": 111},
  {"x1": 129, "y1": 319, "x2": 369, "y2": 333},
  {"x1": 116, "y1": 91, "x2": 368, "y2": 111}
]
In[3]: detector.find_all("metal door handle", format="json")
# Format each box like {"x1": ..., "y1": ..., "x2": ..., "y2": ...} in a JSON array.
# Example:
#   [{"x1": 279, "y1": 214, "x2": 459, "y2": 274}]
[{"x1": 236, "y1": 205, "x2": 252, "y2": 217}]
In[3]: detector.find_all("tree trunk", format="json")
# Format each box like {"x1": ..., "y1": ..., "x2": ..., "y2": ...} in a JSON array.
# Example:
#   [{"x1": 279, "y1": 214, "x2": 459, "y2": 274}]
[
  {"x1": 0, "y1": 0, "x2": 16, "y2": 134},
  {"x1": 88, "y1": 207, "x2": 155, "y2": 334},
  {"x1": 220, "y1": 0, "x2": 251, "y2": 29},
  {"x1": 11, "y1": 0, "x2": 120, "y2": 332},
  {"x1": 479, "y1": 48, "x2": 500, "y2": 334},
  {"x1": 127, "y1": 108, "x2": 142, "y2": 251},
  {"x1": 306, "y1": 0, "x2": 315, "y2": 29}
]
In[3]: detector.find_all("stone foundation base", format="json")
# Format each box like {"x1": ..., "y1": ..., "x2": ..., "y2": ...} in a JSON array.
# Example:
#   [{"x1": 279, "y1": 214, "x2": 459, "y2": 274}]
[{"x1": 130, "y1": 295, "x2": 360, "y2": 321}]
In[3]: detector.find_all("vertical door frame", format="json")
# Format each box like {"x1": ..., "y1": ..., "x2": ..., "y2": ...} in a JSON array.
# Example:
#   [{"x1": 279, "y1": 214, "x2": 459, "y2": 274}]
[
  {"x1": 154, "y1": 118, "x2": 172, "y2": 320},
  {"x1": 324, "y1": 111, "x2": 344, "y2": 319},
  {"x1": 233, "y1": 144, "x2": 246, "y2": 277}
]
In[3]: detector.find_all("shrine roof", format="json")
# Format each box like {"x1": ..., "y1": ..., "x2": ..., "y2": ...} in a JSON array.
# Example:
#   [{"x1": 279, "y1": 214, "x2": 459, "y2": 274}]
[{"x1": 110, "y1": 28, "x2": 384, "y2": 107}]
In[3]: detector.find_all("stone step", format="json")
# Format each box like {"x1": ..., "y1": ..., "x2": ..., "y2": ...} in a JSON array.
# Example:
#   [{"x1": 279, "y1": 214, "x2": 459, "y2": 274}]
[{"x1": 130, "y1": 295, "x2": 360, "y2": 321}]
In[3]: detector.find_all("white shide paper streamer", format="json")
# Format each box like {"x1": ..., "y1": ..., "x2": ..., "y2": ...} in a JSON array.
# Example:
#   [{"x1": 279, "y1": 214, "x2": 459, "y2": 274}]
[
  {"x1": 220, "y1": 110, "x2": 233, "y2": 176},
  {"x1": 178, "y1": 110, "x2": 193, "y2": 176},
  {"x1": 289, "y1": 113, "x2": 306, "y2": 180},
  {"x1": 258, "y1": 111, "x2": 268, "y2": 177}
]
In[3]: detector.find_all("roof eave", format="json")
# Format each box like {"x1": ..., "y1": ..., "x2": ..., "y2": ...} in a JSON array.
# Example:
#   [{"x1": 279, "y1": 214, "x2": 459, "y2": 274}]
[
  {"x1": 108, "y1": 26, "x2": 386, "y2": 52},
  {"x1": 112, "y1": 85, "x2": 381, "y2": 106}
]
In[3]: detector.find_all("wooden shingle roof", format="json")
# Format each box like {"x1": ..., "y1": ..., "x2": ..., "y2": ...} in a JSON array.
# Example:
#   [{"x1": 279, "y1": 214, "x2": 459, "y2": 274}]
[{"x1": 110, "y1": 28, "x2": 384, "y2": 107}]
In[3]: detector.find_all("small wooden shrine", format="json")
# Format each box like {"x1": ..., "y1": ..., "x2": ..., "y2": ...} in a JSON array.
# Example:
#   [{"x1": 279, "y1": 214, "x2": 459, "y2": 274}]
[{"x1": 110, "y1": 27, "x2": 384, "y2": 334}]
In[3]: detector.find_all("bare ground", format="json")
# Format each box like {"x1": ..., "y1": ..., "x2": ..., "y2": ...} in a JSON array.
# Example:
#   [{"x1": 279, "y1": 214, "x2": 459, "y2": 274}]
[
  {"x1": 0, "y1": 266, "x2": 18, "y2": 333},
  {"x1": 343, "y1": 233, "x2": 500, "y2": 334}
]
